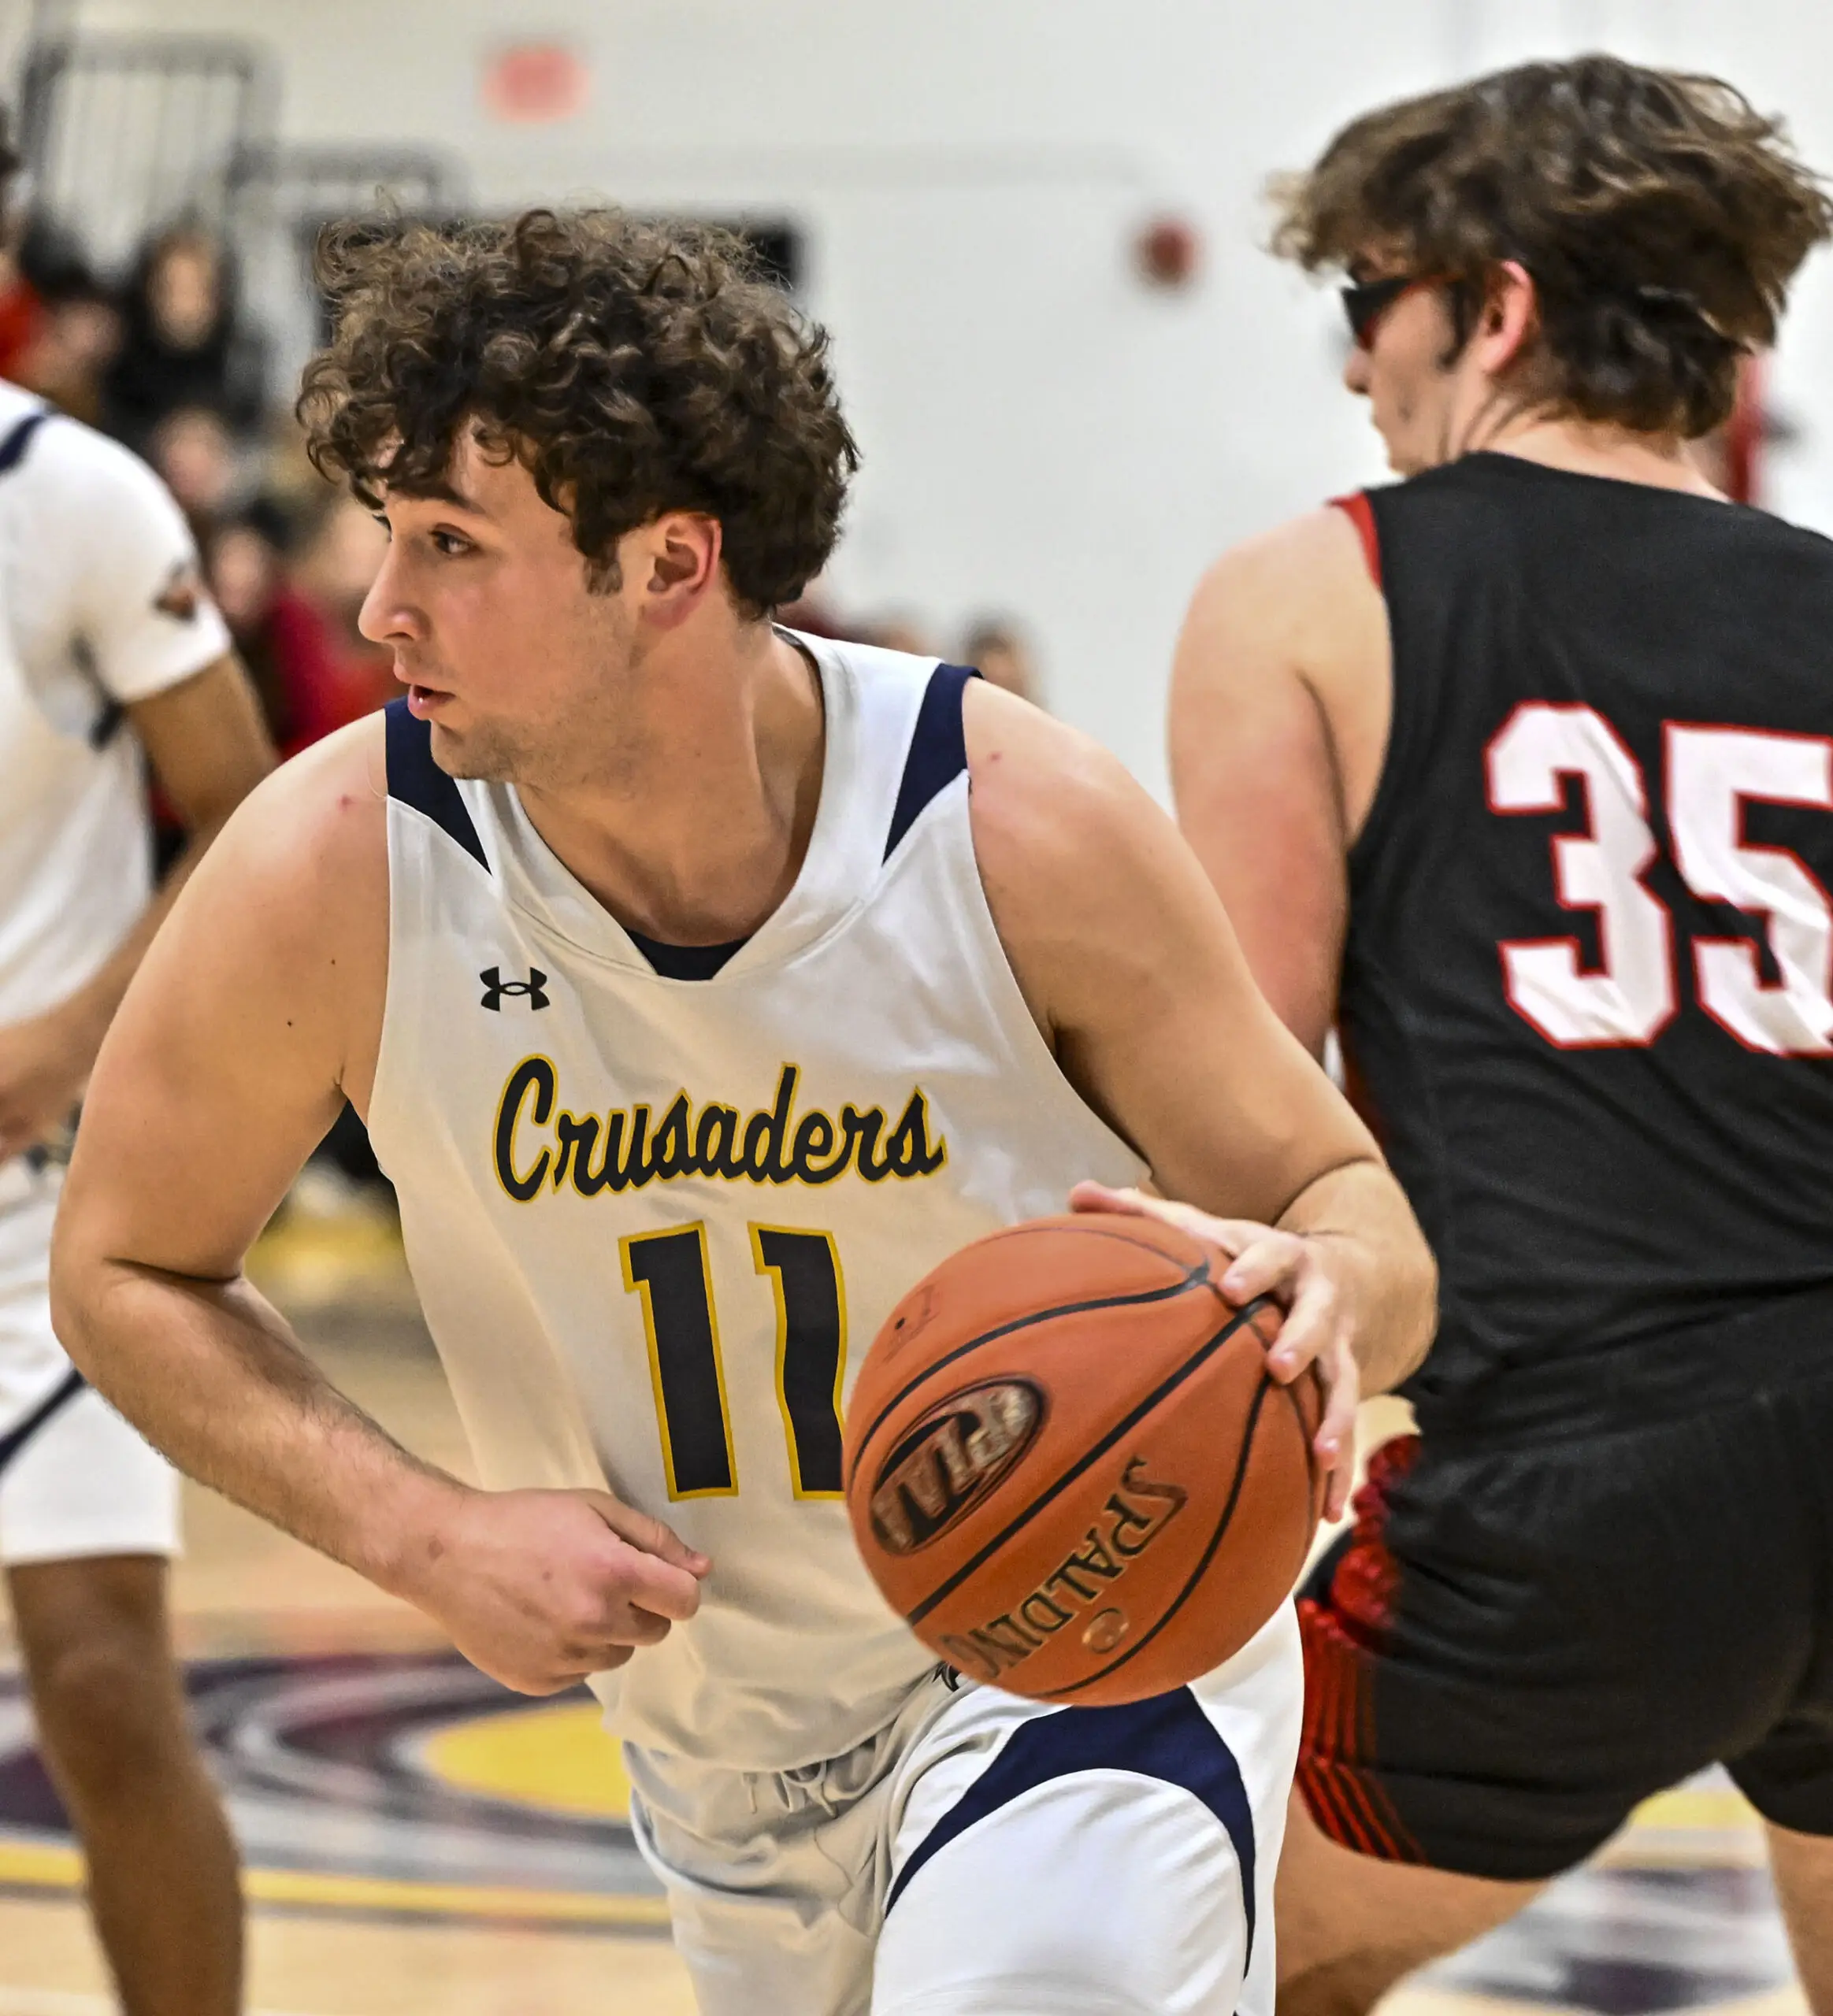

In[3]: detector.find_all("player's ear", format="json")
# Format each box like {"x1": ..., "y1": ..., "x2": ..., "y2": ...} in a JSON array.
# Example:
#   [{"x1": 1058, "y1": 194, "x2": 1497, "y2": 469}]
[
  {"x1": 640, "y1": 512, "x2": 724, "y2": 628},
  {"x1": 1478, "y1": 260, "x2": 1540, "y2": 375}
]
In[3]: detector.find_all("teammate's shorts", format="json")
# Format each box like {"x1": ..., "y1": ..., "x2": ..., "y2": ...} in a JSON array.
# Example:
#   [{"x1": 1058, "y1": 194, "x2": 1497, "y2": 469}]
[
  {"x1": 626, "y1": 1601, "x2": 1301, "y2": 2016},
  {"x1": 1297, "y1": 1298, "x2": 1833, "y2": 1882},
  {"x1": 0, "y1": 1173, "x2": 179, "y2": 1566}
]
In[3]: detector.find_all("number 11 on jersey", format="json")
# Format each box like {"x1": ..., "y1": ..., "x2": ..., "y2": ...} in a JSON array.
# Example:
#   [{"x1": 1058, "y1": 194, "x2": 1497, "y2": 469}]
[{"x1": 620, "y1": 1223, "x2": 848, "y2": 1501}]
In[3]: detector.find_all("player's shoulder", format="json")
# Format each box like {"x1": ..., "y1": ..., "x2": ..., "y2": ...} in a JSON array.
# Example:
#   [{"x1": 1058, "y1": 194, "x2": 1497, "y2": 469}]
[
  {"x1": 0, "y1": 376, "x2": 43, "y2": 442},
  {"x1": 1185, "y1": 504, "x2": 1378, "y2": 641},
  {"x1": 964, "y1": 679, "x2": 1137, "y2": 814},
  {"x1": 963, "y1": 680, "x2": 1171, "y2": 909},
  {"x1": 0, "y1": 383, "x2": 164, "y2": 506},
  {"x1": 1175, "y1": 502, "x2": 1387, "y2": 724},
  {"x1": 128, "y1": 712, "x2": 388, "y2": 1105},
  {"x1": 195, "y1": 713, "x2": 388, "y2": 941}
]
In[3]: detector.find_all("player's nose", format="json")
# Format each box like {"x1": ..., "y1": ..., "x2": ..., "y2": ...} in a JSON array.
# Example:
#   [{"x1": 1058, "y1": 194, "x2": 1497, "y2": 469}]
[
  {"x1": 1342, "y1": 343, "x2": 1373, "y2": 397},
  {"x1": 357, "y1": 545, "x2": 427, "y2": 646}
]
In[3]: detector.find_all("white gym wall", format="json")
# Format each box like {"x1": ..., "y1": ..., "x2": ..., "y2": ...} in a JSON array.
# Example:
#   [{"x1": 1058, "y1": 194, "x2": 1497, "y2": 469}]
[{"x1": 43, "y1": 0, "x2": 1833, "y2": 791}]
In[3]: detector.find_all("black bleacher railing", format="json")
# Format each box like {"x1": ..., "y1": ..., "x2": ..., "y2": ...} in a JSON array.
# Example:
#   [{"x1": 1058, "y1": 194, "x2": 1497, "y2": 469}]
[{"x1": 20, "y1": 35, "x2": 276, "y2": 276}]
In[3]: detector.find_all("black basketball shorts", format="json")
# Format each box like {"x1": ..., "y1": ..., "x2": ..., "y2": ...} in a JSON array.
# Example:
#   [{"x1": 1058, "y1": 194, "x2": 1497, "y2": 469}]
[{"x1": 1297, "y1": 1352, "x2": 1833, "y2": 1881}]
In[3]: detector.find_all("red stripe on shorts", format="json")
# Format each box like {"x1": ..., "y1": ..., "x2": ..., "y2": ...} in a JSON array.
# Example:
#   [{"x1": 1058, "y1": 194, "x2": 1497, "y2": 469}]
[{"x1": 1295, "y1": 1436, "x2": 1424, "y2": 1863}]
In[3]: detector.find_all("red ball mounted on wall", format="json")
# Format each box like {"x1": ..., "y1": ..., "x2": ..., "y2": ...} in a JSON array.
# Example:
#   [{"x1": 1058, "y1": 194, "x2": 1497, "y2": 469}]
[{"x1": 1134, "y1": 216, "x2": 1202, "y2": 290}]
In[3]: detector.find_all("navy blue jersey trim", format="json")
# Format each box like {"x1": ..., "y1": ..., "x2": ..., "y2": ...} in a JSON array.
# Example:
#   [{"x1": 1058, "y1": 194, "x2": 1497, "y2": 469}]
[
  {"x1": 384, "y1": 699, "x2": 489, "y2": 873},
  {"x1": 625, "y1": 928, "x2": 748, "y2": 980},
  {"x1": 0, "y1": 1368, "x2": 87, "y2": 1480},
  {"x1": 883, "y1": 662, "x2": 978, "y2": 862},
  {"x1": 884, "y1": 1686, "x2": 1256, "y2": 1956},
  {"x1": 0, "y1": 409, "x2": 50, "y2": 476}
]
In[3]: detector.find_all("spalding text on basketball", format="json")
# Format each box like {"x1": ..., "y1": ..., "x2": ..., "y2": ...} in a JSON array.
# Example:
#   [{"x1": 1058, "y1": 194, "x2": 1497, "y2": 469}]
[
  {"x1": 937, "y1": 1458, "x2": 1189, "y2": 1682},
  {"x1": 493, "y1": 1057, "x2": 948, "y2": 1200},
  {"x1": 868, "y1": 1381, "x2": 1046, "y2": 1554}
]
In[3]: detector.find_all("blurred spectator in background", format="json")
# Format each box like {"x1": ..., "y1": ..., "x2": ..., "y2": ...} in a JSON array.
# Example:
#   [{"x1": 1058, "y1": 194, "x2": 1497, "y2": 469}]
[
  {"x1": 0, "y1": 252, "x2": 35, "y2": 385},
  {"x1": 13, "y1": 281, "x2": 121, "y2": 428},
  {"x1": 148, "y1": 404, "x2": 240, "y2": 543},
  {"x1": 775, "y1": 582, "x2": 848, "y2": 639},
  {"x1": 289, "y1": 492, "x2": 394, "y2": 714},
  {"x1": 0, "y1": 220, "x2": 122, "y2": 426},
  {"x1": 962, "y1": 617, "x2": 1043, "y2": 705},
  {"x1": 206, "y1": 499, "x2": 374, "y2": 757},
  {"x1": 103, "y1": 225, "x2": 262, "y2": 453},
  {"x1": 849, "y1": 610, "x2": 938, "y2": 654}
]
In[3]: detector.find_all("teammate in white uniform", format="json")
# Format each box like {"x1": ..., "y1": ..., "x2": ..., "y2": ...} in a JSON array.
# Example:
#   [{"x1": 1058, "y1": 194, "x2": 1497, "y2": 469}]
[
  {"x1": 0, "y1": 205, "x2": 270, "y2": 2009},
  {"x1": 54, "y1": 209, "x2": 1436, "y2": 2014}
]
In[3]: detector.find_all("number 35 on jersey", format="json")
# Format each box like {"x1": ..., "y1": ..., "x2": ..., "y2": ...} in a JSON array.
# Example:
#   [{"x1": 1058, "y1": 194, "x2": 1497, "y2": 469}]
[{"x1": 1486, "y1": 702, "x2": 1833, "y2": 1054}]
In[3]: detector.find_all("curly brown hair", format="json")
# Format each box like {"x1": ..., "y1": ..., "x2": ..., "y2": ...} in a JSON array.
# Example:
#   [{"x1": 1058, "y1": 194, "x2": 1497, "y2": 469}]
[
  {"x1": 298, "y1": 208, "x2": 858, "y2": 616},
  {"x1": 1272, "y1": 55, "x2": 1833, "y2": 435}
]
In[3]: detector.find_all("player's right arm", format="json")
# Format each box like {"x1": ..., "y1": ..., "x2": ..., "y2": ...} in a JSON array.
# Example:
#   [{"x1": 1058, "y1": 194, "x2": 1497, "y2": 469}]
[
  {"x1": 1167, "y1": 506, "x2": 1390, "y2": 1058},
  {"x1": 49, "y1": 723, "x2": 704, "y2": 1693}
]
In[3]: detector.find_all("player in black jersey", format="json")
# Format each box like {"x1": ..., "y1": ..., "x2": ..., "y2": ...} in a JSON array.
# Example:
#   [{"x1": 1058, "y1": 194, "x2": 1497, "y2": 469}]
[{"x1": 1168, "y1": 55, "x2": 1833, "y2": 2016}]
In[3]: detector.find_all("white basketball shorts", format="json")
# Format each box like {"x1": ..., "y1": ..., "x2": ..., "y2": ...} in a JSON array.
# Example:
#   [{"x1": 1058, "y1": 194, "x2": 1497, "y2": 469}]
[
  {"x1": 625, "y1": 1601, "x2": 1302, "y2": 2016},
  {"x1": 0, "y1": 1168, "x2": 179, "y2": 1566}
]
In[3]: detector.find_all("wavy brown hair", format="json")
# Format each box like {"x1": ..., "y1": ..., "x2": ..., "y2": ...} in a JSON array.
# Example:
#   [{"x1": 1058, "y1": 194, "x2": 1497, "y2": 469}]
[
  {"x1": 299, "y1": 208, "x2": 857, "y2": 616},
  {"x1": 1272, "y1": 55, "x2": 1833, "y2": 435}
]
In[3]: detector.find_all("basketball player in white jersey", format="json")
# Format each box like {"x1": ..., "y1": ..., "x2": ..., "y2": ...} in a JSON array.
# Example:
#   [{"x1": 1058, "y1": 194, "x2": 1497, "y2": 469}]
[
  {"x1": 0, "y1": 118, "x2": 267, "y2": 2012},
  {"x1": 52, "y1": 209, "x2": 1434, "y2": 2015}
]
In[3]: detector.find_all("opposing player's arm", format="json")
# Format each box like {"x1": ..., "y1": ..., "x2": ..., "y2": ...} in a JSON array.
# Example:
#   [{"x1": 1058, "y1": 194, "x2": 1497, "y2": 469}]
[
  {"x1": 114, "y1": 653, "x2": 275, "y2": 960},
  {"x1": 1167, "y1": 506, "x2": 1389, "y2": 1058},
  {"x1": 0, "y1": 417, "x2": 277, "y2": 1158},
  {"x1": 967, "y1": 682, "x2": 1434, "y2": 1510},
  {"x1": 50, "y1": 721, "x2": 706, "y2": 1692},
  {"x1": 0, "y1": 655, "x2": 274, "y2": 1162}
]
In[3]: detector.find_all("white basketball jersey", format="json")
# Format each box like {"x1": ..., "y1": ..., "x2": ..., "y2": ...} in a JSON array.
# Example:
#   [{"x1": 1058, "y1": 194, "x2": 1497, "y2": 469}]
[
  {"x1": 0, "y1": 384, "x2": 228, "y2": 1036},
  {"x1": 368, "y1": 635, "x2": 1145, "y2": 1768}
]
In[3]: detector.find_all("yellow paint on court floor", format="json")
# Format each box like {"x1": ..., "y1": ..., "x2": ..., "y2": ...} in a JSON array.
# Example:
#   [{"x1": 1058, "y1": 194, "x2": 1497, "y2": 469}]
[
  {"x1": 0, "y1": 1840, "x2": 669, "y2": 1930},
  {"x1": 1630, "y1": 1781, "x2": 1761, "y2": 1830},
  {"x1": 418, "y1": 1699, "x2": 633, "y2": 1821}
]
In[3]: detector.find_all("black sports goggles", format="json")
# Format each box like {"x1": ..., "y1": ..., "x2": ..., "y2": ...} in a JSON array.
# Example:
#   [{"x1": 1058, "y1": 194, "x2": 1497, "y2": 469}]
[{"x1": 1340, "y1": 273, "x2": 1445, "y2": 348}]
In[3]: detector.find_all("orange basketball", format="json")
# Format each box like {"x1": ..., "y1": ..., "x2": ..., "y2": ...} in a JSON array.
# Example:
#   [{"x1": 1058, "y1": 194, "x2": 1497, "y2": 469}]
[{"x1": 843, "y1": 1212, "x2": 1325, "y2": 1706}]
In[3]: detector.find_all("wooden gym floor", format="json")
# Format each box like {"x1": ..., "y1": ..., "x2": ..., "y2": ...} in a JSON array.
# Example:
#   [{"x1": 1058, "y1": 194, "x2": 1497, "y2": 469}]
[{"x1": 0, "y1": 1198, "x2": 1808, "y2": 2015}]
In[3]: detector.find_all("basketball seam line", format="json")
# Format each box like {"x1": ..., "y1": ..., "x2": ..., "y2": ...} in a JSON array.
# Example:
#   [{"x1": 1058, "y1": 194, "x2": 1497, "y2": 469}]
[
  {"x1": 900, "y1": 1297, "x2": 1275, "y2": 1630},
  {"x1": 848, "y1": 1258, "x2": 1216, "y2": 1469},
  {"x1": 1036, "y1": 1373, "x2": 1276, "y2": 1695}
]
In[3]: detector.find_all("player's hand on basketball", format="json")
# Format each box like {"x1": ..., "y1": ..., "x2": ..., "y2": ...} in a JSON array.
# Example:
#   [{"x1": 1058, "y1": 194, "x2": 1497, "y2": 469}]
[
  {"x1": 1070, "y1": 1182, "x2": 1361, "y2": 1520},
  {"x1": 0, "y1": 997, "x2": 99, "y2": 1162},
  {"x1": 404, "y1": 1486, "x2": 711, "y2": 1695}
]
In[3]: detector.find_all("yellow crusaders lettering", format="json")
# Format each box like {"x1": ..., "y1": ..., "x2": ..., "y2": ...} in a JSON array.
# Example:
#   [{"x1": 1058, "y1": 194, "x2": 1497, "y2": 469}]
[
  {"x1": 493, "y1": 1057, "x2": 949, "y2": 1203},
  {"x1": 936, "y1": 1458, "x2": 1189, "y2": 1684}
]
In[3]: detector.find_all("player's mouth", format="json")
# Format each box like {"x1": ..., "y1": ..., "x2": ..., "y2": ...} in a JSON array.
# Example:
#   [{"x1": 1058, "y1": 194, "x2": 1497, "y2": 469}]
[{"x1": 406, "y1": 684, "x2": 455, "y2": 719}]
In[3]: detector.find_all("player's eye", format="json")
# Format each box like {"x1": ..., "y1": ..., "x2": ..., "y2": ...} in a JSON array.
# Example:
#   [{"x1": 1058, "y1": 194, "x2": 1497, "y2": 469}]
[{"x1": 430, "y1": 529, "x2": 472, "y2": 557}]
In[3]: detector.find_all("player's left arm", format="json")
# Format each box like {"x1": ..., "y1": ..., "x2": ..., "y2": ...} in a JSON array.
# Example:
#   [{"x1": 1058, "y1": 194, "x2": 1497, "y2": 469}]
[
  {"x1": 0, "y1": 428, "x2": 275, "y2": 1160},
  {"x1": 967, "y1": 683, "x2": 1435, "y2": 1514}
]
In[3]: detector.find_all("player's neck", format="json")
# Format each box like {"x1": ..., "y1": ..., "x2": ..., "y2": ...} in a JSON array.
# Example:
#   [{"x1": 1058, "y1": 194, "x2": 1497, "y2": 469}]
[
  {"x1": 1468, "y1": 411, "x2": 1725, "y2": 499},
  {"x1": 518, "y1": 624, "x2": 827, "y2": 946}
]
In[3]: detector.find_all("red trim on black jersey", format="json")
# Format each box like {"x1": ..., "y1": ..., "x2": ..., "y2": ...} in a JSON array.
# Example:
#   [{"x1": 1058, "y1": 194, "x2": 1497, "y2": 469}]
[
  {"x1": 1330, "y1": 491, "x2": 1382, "y2": 588},
  {"x1": 1294, "y1": 1436, "x2": 1425, "y2": 1863}
]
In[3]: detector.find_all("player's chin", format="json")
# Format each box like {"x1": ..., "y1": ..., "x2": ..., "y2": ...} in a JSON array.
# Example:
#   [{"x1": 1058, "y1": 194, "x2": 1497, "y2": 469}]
[
  {"x1": 422, "y1": 716, "x2": 498, "y2": 782},
  {"x1": 421, "y1": 716, "x2": 473, "y2": 777},
  {"x1": 1376, "y1": 427, "x2": 1430, "y2": 478},
  {"x1": 1367, "y1": 404, "x2": 1427, "y2": 476}
]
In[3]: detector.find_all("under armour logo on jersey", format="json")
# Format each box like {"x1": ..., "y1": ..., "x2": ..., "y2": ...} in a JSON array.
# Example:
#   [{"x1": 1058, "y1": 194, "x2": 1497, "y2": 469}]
[{"x1": 480, "y1": 966, "x2": 550, "y2": 1011}]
